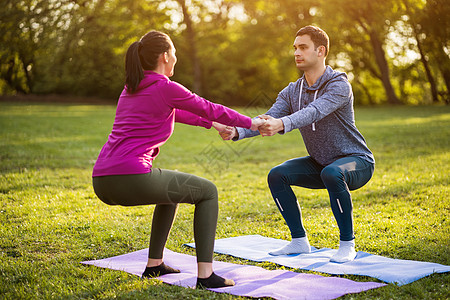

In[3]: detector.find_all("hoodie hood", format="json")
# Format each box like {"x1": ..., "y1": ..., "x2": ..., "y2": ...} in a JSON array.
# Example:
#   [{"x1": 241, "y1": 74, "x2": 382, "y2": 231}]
[
  {"x1": 302, "y1": 66, "x2": 347, "y2": 91},
  {"x1": 126, "y1": 71, "x2": 168, "y2": 92}
]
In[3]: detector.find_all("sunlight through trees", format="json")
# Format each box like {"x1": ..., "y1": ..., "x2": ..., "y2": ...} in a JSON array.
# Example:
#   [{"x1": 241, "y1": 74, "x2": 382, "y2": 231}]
[{"x1": 1, "y1": 0, "x2": 448, "y2": 104}]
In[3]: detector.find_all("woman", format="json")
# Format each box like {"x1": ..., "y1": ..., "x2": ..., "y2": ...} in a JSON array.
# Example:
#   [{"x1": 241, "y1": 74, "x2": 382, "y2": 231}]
[{"x1": 92, "y1": 30, "x2": 263, "y2": 289}]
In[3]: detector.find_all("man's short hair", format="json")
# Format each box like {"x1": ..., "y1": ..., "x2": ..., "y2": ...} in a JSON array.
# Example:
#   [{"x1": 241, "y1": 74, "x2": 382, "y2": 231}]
[{"x1": 296, "y1": 25, "x2": 329, "y2": 56}]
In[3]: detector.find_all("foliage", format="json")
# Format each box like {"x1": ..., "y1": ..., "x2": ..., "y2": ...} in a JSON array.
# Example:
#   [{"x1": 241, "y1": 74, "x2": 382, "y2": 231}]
[
  {"x1": 0, "y1": 102, "x2": 449, "y2": 299},
  {"x1": 0, "y1": 0, "x2": 449, "y2": 104}
]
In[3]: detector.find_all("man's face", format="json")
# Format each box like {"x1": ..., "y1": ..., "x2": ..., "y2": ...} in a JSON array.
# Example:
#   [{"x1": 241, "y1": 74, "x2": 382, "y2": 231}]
[{"x1": 293, "y1": 34, "x2": 321, "y2": 70}]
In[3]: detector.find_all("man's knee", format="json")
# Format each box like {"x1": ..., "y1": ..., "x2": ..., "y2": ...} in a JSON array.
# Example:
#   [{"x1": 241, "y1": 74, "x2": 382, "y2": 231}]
[
  {"x1": 268, "y1": 165, "x2": 289, "y2": 186},
  {"x1": 320, "y1": 165, "x2": 344, "y2": 185}
]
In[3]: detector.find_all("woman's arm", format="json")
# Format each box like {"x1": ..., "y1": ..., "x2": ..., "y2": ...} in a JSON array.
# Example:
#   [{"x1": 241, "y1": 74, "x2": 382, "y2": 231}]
[
  {"x1": 175, "y1": 109, "x2": 212, "y2": 129},
  {"x1": 161, "y1": 81, "x2": 252, "y2": 129}
]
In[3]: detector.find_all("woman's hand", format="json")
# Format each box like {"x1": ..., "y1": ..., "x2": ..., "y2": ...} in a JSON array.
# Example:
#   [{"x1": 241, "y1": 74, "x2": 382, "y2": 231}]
[
  {"x1": 212, "y1": 121, "x2": 228, "y2": 132},
  {"x1": 220, "y1": 127, "x2": 237, "y2": 140},
  {"x1": 212, "y1": 122, "x2": 236, "y2": 140}
]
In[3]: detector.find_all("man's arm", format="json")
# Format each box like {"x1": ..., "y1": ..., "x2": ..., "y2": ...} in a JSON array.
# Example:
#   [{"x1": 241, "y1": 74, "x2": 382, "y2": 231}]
[
  {"x1": 230, "y1": 85, "x2": 293, "y2": 140},
  {"x1": 280, "y1": 79, "x2": 351, "y2": 133}
]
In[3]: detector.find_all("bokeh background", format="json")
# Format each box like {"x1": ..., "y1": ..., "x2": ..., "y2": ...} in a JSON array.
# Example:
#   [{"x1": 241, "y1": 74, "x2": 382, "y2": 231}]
[{"x1": 1, "y1": 0, "x2": 449, "y2": 105}]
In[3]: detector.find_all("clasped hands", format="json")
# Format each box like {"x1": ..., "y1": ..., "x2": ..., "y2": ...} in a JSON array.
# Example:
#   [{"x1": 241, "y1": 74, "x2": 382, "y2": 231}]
[{"x1": 213, "y1": 115, "x2": 284, "y2": 141}]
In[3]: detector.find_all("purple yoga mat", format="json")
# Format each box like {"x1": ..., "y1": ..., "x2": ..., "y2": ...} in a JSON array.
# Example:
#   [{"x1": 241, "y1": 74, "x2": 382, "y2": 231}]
[{"x1": 81, "y1": 248, "x2": 385, "y2": 300}]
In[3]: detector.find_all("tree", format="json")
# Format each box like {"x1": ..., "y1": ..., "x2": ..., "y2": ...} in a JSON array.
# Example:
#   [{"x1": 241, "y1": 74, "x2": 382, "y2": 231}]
[
  {"x1": 400, "y1": 0, "x2": 439, "y2": 103},
  {"x1": 175, "y1": 0, "x2": 203, "y2": 94},
  {"x1": 418, "y1": 0, "x2": 450, "y2": 103},
  {"x1": 0, "y1": 0, "x2": 70, "y2": 94},
  {"x1": 226, "y1": 0, "x2": 318, "y2": 104},
  {"x1": 320, "y1": 0, "x2": 401, "y2": 104},
  {"x1": 1, "y1": 0, "x2": 447, "y2": 106},
  {"x1": 35, "y1": 0, "x2": 169, "y2": 98}
]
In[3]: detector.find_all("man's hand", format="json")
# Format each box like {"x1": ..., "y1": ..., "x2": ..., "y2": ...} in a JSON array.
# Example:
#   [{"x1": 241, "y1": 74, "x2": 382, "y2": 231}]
[
  {"x1": 212, "y1": 122, "x2": 237, "y2": 140},
  {"x1": 250, "y1": 117, "x2": 266, "y2": 131},
  {"x1": 258, "y1": 115, "x2": 284, "y2": 136}
]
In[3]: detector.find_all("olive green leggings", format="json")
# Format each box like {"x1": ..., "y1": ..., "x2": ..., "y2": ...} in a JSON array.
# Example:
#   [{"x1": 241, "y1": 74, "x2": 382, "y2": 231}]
[{"x1": 92, "y1": 168, "x2": 218, "y2": 262}]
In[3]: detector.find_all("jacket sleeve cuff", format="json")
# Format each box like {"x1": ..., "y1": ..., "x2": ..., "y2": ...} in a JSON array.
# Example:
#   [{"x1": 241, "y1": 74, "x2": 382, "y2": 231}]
[
  {"x1": 280, "y1": 116, "x2": 292, "y2": 134},
  {"x1": 233, "y1": 127, "x2": 246, "y2": 141},
  {"x1": 201, "y1": 119, "x2": 213, "y2": 129}
]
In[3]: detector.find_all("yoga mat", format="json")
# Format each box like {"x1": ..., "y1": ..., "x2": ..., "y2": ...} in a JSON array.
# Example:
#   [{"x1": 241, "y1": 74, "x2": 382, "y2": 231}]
[
  {"x1": 81, "y1": 248, "x2": 385, "y2": 300},
  {"x1": 185, "y1": 235, "x2": 450, "y2": 286}
]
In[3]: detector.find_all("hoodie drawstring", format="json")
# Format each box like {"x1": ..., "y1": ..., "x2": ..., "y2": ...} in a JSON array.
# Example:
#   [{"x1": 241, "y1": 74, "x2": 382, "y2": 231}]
[{"x1": 298, "y1": 79, "x2": 319, "y2": 131}]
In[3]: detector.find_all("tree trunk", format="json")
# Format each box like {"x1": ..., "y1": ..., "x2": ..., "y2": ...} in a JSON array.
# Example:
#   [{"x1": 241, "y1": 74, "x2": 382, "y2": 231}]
[
  {"x1": 368, "y1": 30, "x2": 401, "y2": 104},
  {"x1": 415, "y1": 33, "x2": 439, "y2": 103},
  {"x1": 177, "y1": 0, "x2": 202, "y2": 95},
  {"x1": 404, "y1": 0, "x2": 439, "y2": 103},
  {"x1": 19, "y1": 53, "x2": 33, "y2": 94},
  {"x1": 435, "y1": 45, "x2": 450, "y2": 103},
  {"x1": 354, "y1": 77, "x2": 375, "y2": 104},
  {"x1": 5, "y1": 58, "x2": 27, "y2": 94},
  {"x1": 21, "y1": 61, "x2": 32, "y2": 93}
]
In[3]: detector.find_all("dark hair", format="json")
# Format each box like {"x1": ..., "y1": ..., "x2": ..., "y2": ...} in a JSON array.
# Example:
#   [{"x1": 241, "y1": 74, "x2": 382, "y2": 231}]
[
  {"x1": 296, "y1": 25, "x2": 329, "y2": 56},
  {"x1": 125, "y1": 30, "x2": 171, "y2": 93}
]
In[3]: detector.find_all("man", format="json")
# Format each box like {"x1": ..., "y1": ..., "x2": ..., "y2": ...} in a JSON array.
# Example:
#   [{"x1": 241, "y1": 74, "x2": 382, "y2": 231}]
[{"x1": 220, "y1": 25, "x2": 375, "y2": 263}]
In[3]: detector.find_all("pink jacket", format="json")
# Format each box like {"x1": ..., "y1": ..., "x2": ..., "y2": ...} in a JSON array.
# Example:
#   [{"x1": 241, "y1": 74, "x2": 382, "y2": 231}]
[{"x1": 92, "y1": 71, "x2": 251, "y2": 177}]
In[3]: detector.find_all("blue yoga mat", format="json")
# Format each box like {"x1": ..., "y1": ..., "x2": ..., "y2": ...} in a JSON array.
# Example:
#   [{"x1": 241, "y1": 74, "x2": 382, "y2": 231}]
[{"x1": 185, "y1": 235, "x2": 450, "y2": 286}]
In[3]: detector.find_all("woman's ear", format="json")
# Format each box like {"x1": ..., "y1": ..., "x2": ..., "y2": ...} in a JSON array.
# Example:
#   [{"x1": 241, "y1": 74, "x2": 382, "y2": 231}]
[{"x1": 164, "y1": 52, "x2": 169, "y2": 63}]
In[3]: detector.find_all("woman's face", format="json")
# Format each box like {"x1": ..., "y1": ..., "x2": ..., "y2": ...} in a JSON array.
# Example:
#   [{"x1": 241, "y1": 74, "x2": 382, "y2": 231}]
[{"x1": 164, "y1": 41, "x2": 177, "y2": 77}]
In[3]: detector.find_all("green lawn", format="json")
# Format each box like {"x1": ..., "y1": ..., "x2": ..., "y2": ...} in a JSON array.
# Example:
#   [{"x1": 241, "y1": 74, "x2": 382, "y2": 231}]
[{"x1": 0, "y1": 102, "x2": 449, "y2": 299}]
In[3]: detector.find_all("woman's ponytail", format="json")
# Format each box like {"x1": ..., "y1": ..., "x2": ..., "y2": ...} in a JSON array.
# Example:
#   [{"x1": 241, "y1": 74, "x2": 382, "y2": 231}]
[
  {"x1": 124, "y1": 31, "x2": 171, "y2": 93},
  {"x1": 125, "y1": 41, "x2": 144, "y2": 93}
]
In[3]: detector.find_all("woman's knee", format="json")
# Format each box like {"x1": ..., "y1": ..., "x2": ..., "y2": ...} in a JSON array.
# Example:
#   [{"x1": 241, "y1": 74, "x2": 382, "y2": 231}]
[
  {"x1": 202, "y1": 179, "x2": 218, "y2": 201},
  {"x1": 190, "y1": 178, "x2": 218, "y2": 206}
]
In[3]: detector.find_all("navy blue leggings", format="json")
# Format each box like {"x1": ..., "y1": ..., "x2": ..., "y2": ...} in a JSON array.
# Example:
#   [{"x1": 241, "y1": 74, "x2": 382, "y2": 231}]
[{"x1": 268, "y1": 156, "x2": 374, "y2": 241}]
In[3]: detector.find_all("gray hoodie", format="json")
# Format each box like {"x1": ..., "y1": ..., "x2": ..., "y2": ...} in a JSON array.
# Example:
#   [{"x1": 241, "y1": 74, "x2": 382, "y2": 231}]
[{"x1": 235, "y1": 66, "x2": 374, "y2": 166}]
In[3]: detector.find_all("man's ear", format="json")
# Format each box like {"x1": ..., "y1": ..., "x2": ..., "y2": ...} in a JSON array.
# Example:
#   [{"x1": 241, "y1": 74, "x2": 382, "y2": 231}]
[
  {"x1": 318, "y1": 46, "x2": 325, "y2": 57},
  {"x1": 163, "y1": 52, "x2": 169, "y2": 63}
]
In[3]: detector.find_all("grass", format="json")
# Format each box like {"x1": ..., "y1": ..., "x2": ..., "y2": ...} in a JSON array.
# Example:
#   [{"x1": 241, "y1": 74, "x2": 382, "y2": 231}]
[{"x1": 0, "y1": 102, "x2": 449, "y2": 299}]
